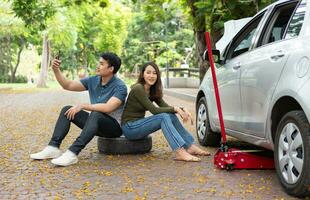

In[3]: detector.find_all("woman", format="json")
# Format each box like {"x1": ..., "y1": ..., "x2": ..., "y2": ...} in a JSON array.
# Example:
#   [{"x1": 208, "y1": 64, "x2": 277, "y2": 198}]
[{"x1": 121, "y1": 61, "x2": 210, "y2": 162}]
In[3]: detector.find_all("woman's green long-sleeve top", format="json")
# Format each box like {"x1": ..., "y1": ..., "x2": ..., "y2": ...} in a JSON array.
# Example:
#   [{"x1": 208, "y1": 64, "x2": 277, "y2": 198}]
[{"x1": 121, "y1": 83, "x2": 175, "y2": 125}]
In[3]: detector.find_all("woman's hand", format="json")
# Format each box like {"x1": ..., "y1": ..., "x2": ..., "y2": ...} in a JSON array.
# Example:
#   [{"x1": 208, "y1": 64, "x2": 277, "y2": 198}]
[
  {"x1": 64, "y1": 105, "x2": 82, "y2": 120},
  {"x1": 174, "y1": 106, "x2": 189, "y2": 123},
  {"x1": 182, "y1": 107, "x2": 194, "y2": 125}
]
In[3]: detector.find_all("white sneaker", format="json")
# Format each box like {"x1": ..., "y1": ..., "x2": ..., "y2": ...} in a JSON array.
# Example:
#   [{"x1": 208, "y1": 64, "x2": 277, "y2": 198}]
[
  {"x1": 51, "y1": 150, "x2": 78, "y2": 166},
  {"x1": 30, "y1": 146, "x2": 62, "y2": 160}
]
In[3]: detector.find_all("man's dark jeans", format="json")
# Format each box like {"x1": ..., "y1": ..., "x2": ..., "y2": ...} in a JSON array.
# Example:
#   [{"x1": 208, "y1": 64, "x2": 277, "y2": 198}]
[{"x1": 48, "y1": 105, "x2": 122, "y2": 155}]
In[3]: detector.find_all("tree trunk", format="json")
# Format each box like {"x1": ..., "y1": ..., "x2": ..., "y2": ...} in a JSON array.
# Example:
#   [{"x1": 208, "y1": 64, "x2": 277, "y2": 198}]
[
  {"x1": 186, "y1": 0, "x2": 207, "y2": 83},
  {"x1": 37, "y1": 33, "x2": 50, "y2": 88},
  {"x1": 255, "y1": 0, "x2": 260, "y2": 12},
  {"x1": 8, "y1": 36, "x2": 13, "y2": 83},
  {"x1": 11, "y1": 44, "x2": 23, "y2": 83},
  {"x1": 194, "y1": 31, "x2": 207, "y2": 82}
]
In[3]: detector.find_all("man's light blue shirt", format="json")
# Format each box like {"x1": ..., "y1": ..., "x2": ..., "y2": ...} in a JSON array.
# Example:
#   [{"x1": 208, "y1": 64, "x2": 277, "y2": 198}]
[{"x1": 80, "y1": 75, "x2": 127, "y2": 123}]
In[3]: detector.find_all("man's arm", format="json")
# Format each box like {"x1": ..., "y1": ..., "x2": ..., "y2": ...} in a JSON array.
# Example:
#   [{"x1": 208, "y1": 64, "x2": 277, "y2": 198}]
[
  {"x1": 64, "y1": 97, "x2": 122, "y2": 120},
  {"x1": 52, "y1": 59, "x2": 86, "y2": 91},
  {"x1": 80, "y1": 97, "x2": 122, "y2": 113}
]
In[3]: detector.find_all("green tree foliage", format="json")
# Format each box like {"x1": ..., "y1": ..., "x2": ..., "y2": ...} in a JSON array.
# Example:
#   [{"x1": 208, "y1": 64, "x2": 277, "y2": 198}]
[
  {"x1": 0, "y1": 1, "x2": 28, "y2": 83},
  {"x1": 51, "y1": 2, "x2": 131, "y2": 76},
  {"x1": 179, "y1": 0, "x2": 273, "y2": 81},
  {"x1": 193, "y1": 0, "x2": 273, "y2": 42},
  {"x1": 127, "y1": 0, "x2": 273, "y2": 81},
  {"x1": 94, "y1": 3, "x2": 131, "y2": 56},
  {"x1": 8, "y1": 0, "x2": 130, "y2": 82},
  {"x1": 122, "y1": 0, "x2": 195, "y2": 73},
  {"x1": 3, "y1": 0, "x2": 276, "y2": 84}
]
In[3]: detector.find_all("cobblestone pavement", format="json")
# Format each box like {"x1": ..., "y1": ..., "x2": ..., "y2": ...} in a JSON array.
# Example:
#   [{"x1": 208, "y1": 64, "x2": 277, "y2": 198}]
[{"x1": 0, "y1": 90, "x2": 299, "y2": 200}]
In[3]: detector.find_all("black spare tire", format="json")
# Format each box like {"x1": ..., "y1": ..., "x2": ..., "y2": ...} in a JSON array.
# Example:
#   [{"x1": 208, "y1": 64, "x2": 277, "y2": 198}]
[{"x1": 98, "y1": 135, "x2": 152, "y2": 155}]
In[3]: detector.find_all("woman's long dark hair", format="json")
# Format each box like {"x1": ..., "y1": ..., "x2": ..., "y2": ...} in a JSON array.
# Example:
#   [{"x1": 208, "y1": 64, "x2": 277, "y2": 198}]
[{"x1": 137, "y1": 61, "x2": 163, "y2": 101}]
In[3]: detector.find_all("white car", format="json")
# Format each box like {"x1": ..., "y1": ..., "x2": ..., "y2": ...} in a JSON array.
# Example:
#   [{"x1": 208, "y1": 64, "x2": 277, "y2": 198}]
[{"x1": 196, "y1": 0, "x2": 310, "y2": 197}]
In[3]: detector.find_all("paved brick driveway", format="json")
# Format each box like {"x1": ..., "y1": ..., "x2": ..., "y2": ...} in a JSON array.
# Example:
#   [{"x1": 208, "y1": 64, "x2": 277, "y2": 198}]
[{"x1": 0, "y1": 90, "x2": 299, "y2": 199}]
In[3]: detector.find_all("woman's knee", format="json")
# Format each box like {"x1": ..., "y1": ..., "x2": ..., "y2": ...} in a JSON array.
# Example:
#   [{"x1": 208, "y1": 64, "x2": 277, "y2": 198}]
[
  {"x1": 167, "y1": 113, "x2": 177, "y2": 119},
  {"x1": 158, "y1": 113, "x2": 169, "y2": 118},
  {"x1": 157, "y1": 113, "x2": 171, "y2": 119},
  {"x1": 161, "y1": 113, "x2": 178, "y2": 121}
]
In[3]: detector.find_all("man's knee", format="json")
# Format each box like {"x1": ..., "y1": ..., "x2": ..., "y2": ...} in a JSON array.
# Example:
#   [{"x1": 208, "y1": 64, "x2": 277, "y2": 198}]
[
  {"x1": 88, "y1": 111, "x2": 105, "y2": 120},
  {"x1": 60, "y1": 105, "x2": 72, "y2": 114},
  {"x1": 88, "y1": 111, "x2": 107, "y2": 122}
]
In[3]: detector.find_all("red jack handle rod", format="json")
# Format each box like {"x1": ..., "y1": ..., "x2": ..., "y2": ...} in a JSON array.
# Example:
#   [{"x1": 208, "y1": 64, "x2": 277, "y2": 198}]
[{"x1": 205, "y1": 32, "x2": 227, "y2": 145}]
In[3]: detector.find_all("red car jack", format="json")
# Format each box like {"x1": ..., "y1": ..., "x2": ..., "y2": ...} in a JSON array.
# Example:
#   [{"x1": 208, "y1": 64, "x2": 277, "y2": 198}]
[{"x1": 205, "y1": 32, "x2": 275, "y2": 170}]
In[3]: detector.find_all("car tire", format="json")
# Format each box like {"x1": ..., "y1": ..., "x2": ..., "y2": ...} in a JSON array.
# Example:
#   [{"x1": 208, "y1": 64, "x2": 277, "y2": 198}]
[
  {"x1": 274, "y1": 110, "x2": 310, "y2": 197},
  {"x1": 97, "y1": 135, "x2": 152, "y2": 155},
  {"x1": 196, "y1": 97, "x2": 221, "y2": 147}
]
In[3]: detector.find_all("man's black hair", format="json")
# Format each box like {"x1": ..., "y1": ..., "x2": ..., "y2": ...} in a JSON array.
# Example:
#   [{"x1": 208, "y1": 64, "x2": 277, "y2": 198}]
[{"x1": 100, "y1": 52, "x2": 121, "y2": 74}]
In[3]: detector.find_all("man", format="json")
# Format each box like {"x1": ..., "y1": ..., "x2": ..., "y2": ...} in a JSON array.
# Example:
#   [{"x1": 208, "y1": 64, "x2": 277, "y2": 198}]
[{"x1": 30, "y1": 52, "x2": 127, "y2": 166}]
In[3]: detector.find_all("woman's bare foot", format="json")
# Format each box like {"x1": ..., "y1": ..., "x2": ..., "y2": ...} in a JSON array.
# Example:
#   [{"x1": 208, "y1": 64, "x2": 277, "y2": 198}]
[
  {"x1": 174, "y1": 148, "x2": 201, "y2": 162},
  {"x1": 187, "y1": 145, "x2": 211, "y2": 156}
]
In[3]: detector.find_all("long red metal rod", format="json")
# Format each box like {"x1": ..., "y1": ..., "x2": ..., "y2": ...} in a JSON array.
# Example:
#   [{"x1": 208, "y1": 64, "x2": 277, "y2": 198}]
[{"x1": 205, "y1": 32, "x2": 227, "y2": 144}]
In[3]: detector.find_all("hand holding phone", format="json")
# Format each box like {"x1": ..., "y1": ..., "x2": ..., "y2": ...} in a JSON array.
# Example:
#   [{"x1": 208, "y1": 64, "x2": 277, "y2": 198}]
[
  {"x1": 52, "y1": 50, "x2": 61, "y2": 70},
  {"x1": 55, "y1": 50, "x2": 61, "y2": 60}
]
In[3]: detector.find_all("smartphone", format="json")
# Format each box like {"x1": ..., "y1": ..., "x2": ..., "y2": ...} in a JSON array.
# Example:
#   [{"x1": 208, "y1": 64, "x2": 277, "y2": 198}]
[{"x1": 55, "y1": 50, "x2": 61, "y2": 60}]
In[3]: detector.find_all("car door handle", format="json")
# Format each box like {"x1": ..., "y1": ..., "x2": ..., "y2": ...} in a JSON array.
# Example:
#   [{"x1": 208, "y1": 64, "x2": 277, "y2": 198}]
[
  {"x1": 270, "y1": 50, "x2": 285, "y2": 60},
  {"x1": 233, "y1": 63, "x2": 241, "y2": 70}
]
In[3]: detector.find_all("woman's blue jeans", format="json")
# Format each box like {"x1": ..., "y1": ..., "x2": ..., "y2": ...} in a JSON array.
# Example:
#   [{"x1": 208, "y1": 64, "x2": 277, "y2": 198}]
[{"x1": 122, "y1": 113, "x2": 195, "y2": 151}]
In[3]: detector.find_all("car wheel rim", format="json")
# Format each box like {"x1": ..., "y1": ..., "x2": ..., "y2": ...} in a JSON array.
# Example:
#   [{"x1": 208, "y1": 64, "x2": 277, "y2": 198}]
[
  {"x1": 278, "y1": 123, "x2": 304, "y2": 184},
  {"x1": 197, "y1": 103, "x2": 207, "y2": 140}
]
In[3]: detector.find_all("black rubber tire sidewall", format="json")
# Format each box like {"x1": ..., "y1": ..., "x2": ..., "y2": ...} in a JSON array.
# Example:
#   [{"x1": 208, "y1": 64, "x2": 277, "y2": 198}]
[
  {"x1": 98, "y1": 136, "x2": 152, "y2": 155},
  {"x1": 274, "y1": 110, "x2": 310, "y2": 197},
  {"x1": 196, "y1": 97, "x2": 221, "y2": 147}
]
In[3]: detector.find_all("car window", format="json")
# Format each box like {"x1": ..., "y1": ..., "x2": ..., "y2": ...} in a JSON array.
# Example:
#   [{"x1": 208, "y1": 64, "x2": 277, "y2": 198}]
[
  {"x1": 258, "y1": 1, "x2": 298, "y2": 46},
  {"x1": 285, "y1": 0, "x2": 306, "y2": 39},
  {"x1": 226, "y1": 14, "x2": 264, "y2": 61}
]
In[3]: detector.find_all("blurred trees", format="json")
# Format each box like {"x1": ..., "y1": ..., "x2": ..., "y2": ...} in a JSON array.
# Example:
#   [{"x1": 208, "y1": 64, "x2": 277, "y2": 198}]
[
  {"x1": 46, "y1": 1, "x2": 131, "y2": 79},
  {"x1": 0, "y1": 0, "x2": 275, "y2": 85},
  {"x1": 0, "y1": 1, "x2": 28, "y2": 83},
  {"x1": 11, "y1": 0, "x2": 58, "y2": 86},
  {"x1": 180, "y1": 0, "x2": 273, "y2": 81},
  {"x1": 126, "y1": 0, "x2": 273, "y2": 81},
  {"x1": 6, "y1": 0, "x2": 129, "y2": 86},
  {"x1": 122, "y1": 0, "x2": 194, "y2": 74}
]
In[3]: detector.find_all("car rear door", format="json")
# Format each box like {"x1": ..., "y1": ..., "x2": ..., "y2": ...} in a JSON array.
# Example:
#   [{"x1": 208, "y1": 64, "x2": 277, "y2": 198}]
[{"x1": 214, "y1": 14, "x2": 266, "y2": 130}]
